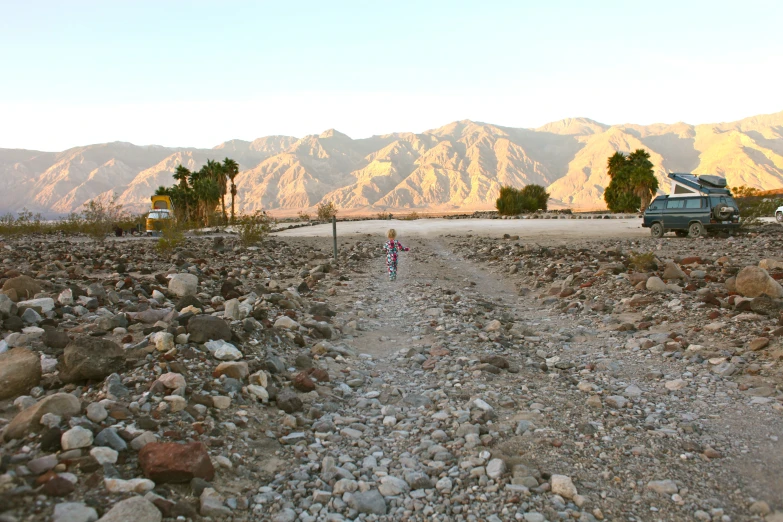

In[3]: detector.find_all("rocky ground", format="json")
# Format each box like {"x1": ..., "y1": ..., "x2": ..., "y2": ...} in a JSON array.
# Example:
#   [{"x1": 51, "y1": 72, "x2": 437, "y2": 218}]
[{"x1": 0, "y1": 224, "x2": 781, "y2": 522}]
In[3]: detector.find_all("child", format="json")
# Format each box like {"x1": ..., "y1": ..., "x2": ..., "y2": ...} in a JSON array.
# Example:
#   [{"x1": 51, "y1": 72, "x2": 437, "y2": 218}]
[{"x1": 383, "y1": 229, "x2": 410, "y2": 281}]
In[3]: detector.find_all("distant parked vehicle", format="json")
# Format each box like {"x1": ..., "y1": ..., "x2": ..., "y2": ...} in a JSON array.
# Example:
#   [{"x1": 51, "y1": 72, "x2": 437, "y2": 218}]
[
  {"x1": 146, "y1": 195, "x2": 174, "y2": 235},
  {"x1": 776, "y1": 205, "x2": 783, "y2": 223},
  {"x1": 642, "y1": 173, "x2": 739, "y2": 238}
]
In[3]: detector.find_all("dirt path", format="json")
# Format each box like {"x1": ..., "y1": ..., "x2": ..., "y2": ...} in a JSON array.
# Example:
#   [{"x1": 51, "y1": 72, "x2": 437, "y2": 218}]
[{"x1": 308, "y1": 234, "x2": 782, "y2": 521}]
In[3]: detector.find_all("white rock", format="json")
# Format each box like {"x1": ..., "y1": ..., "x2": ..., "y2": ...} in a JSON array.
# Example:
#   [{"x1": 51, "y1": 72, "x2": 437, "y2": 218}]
[
  {"x1": 551, "y1": 474, "x2": 578, "y2": 499},
  {"x1": 167, "y1": 273, "x2": 198, "y2": 297},
  {"x1": 223, "y1": 299, "x2": 240, "y2": 320},
  {"x1": 17, "y1": 298, "x2": 55, "y2": 313},
  {"x1": 164, "y1": 395, "x2": 187, "y2": 412},
  {"x1": 486, "y1": 458, "x2": 506, "y2": 479},
  {"x1": 378, "y1": 475, "x2": 410, "y2": 496},
  {"x1": 273, "y1": 316, "x2": 300, "y2": 330},
  {"x1": 86, "y1": 403, "x2": 108, "y2": 423},
  {"x1": 57, "y1": 289, "x2": 74, "y2": 306},
  {"x1": 158, "y1": 372, "x2": 186, "y2": 389},
  {"x1": 53, "y1": 502, "x2": 98, "y2": 522},
  {"x1": 104, "y1": 477, "x2": 156, "y2": 494},
  {"x1": 61, "y1": 426, "x2": 94, "y2": 450},
  {"x1": 665, "y1": 379, "x2": 687, "y2": 391},
  {"x1": 246, "y1": 385, "x2": 269, "y2": 402},
  {"x1": 204, "y1": 339, "x2": 243, "y2": 360},
  {"x1": 153, "y1": 332, "x2": 175, "y2": 352},
  {"x1": 90, "y1": 446, "x2": 118, "y2": 465},
  {"x1": 473, "y1": 398, "x2": 493, "y2": 411}
]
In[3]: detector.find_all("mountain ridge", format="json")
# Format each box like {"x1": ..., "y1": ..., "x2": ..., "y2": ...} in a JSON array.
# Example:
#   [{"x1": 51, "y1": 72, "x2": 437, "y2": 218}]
[{"x1": 1, "y1": 111, "x2": 782, "y2": 216}]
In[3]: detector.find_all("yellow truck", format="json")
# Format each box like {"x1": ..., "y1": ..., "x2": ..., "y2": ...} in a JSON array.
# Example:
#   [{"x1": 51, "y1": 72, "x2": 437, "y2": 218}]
[{"x1": 145, "y1": 195, "x2": 174, "y2": 235}]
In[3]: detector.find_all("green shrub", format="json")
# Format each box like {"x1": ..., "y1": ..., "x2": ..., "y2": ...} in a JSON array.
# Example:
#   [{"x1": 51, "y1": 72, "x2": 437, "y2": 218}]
[
  {"x1": 297, "y1": 211, "x2": 311, "y2": 221},
  {"x1": 402, "y1": 211, "x2": 420, "y2": 220},
  {"x1": 157, "y1": 220, "x2": 186, "y2": 253},
  {"x1": 316, "y1": 201, "x2": 338, "y2": 221},
  {"x1": 376, "y1": 211, "x2": 393, "y2": 220},
  {"x1": 236, "y1": 210, "x2": 272, "y2": 246},
  {"x1": 496, "y1": 185, "x2": 549, "y2": 215}
]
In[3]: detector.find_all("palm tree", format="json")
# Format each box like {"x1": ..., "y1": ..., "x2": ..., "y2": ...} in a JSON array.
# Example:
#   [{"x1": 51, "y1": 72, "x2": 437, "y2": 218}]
[
  {"x1": 173, "y1": 165, "x2": 191, "y2": 190},
  {"x1": 223, "y1": 158, "x2": 240, "y2": 223},
  {"x1": 192, "y1": 176, "x2": 221, "y2": 226},
  {"x1": 606, "y1": 152, "x2": 626, "y2": 179},
  {"x1": 204, "y1": 159, "x2": 228, "y2": 224}
]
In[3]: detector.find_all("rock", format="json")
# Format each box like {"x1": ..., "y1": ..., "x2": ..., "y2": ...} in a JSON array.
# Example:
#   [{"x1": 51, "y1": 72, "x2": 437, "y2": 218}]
[
  {"x1": 662, "y1": 261, "x2": 687, "y2": 280},
  {"x1": 0, "y1": 347, "x2": 42, "y2": 400},
  {"x1": 750, "y1": 337, "x2": 770, "y2": 351},
  {"x1": 94, "y1": 428, "x2": 127, "y2": 451},
  {"x1": 168, "y1": 273, "x2": 198, "y2": 297},
  {"x1": 104, "y1": 477, "x2": 156, "y2": 494},
  {"x1": 348, "y1": 489, "x2": 387, "y2": 515},
  {"x1": 158, "y1": 372, "x2": 186, "y2": 389},
  {"x1": 3, "y1": 393, "x2": 81, "y2": 441},
  {"x1": 175, "y1": 295, "x2": 204, "y2": 312},
  {"x1": 153, "y1": 332, "x2": 175, "y2": 352},
  {"x1": 551, "y1": 474, "x2": 578, "y2": 499},
  {"x1": 646, "y1": 276, "x2": 668, "y2": 292},
  {"x1": 759, "y1": 258, "x2": 783, "y2": 270},
  {"x1": 212, "y1": 396, "x2": 231, "y2": 409},
  {"x1": 53, "y1": 502, "x2": 98, "y2": 522},
  {"x1": 665, "y1": 379, "x2": 687, "y2": 391},
  {"x1": 3, "y1": 275, "x2": 42, "y2": 302},
  {"x1": 214, "y1": 361, "x2": 249, "y2": 380},
  {"x1": 139, "y1": 442, "x2": 215, "y2": 483},
  {"x1": 750, "y1": 296, "x2": 783, "y2": 316},
  {"x1": 130, "y1": 431, "x2": 158, "y2": 450},
  {"x1": 486, "y1": 458, "x2": 506, "y2": 479},
  {"x1": 605, "y1": 395, "x2": 627, "y2": 408},
  {"x1": 61, "y1": 426, "x2": 93, "y2": 450},
  {"x1": 293, "y1": 372, "x2": 316, "y2": 392},
  {"x1": 98, "y1": 496, "x2": 161, "y2": 522},
  {"x1": 187, "y1": 315, "x2": 232, "y2": 343},
  {"x1": 28, "y1": 454, "x2": 59, "y2": 474},
  {"x1": 223, "y1": 298, "x2": 240, "y2": 320},
  {"x1": 646, "y1": 479, "x2": 678, "y2": 495},
  {"x1": 43, "y1": 328, "x2": 70, "y2": 350},
  {"x1": 378, "y1": 475, "x2": 410, "y2": 496},
  {"x1": 43, "y1": 475, "x2": 77, "y2": 496},
  {"x1": 735, "y1": 266, "x2": 783, "y2": 298},
  {"x1": 200, "y1": 488, "x2": 231, "y2": 517},
  {"x1": 90, "y1": 446, "x2": 118, "y2": 464},
  {"x1": 204, "y1": 339, "x2": 242, "y2": 360},
  {"x1": 58, "y1": 337, "x2": 125, "y2": 383},
  {"x1": 274, "y1": 316, "x2": 300, "y2": 330},
  {"x1": 276, "y1": 390, "x2": 303, "y2": 413}
]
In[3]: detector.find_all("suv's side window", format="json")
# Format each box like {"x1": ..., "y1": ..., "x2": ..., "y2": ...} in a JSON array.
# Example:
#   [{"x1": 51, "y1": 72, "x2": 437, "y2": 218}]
[
  {"x1": 685, "y1": 198, "x2": 703, "y2": 209},
  {"x1": 666, "y1": 199, "x2": 685, "y2": 209},
  {"x1": 648, "y1": 200, "x2": 664, "y2": 211}
]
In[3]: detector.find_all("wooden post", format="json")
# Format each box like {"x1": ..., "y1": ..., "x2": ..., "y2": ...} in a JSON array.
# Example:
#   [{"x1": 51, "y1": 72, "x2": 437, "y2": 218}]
[{"x1": 332, "y1": 215, "x2": 338, "y2": 261}]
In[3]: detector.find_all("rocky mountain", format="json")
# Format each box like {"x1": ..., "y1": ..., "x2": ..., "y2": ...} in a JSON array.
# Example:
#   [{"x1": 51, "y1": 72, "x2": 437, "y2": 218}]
[{"x1": 1, "y1": 111, "x2": 782, "y2": 216}]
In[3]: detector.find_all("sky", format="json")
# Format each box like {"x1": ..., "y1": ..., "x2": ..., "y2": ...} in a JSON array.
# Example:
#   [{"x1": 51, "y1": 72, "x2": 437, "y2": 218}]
[{"x1": 1, "y1": 0, "x2": 782, "y2": 151}]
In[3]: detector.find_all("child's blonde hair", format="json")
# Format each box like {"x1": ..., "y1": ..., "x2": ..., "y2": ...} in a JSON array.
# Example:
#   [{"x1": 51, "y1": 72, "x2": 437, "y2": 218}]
[{"x1": 387, "y1": 229, "x2": 397, "y2": 239}]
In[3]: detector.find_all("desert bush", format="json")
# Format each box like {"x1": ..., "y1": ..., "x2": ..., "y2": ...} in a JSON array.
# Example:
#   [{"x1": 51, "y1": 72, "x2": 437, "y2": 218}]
[
  {"x1": 402, "y1": 211, "x2": 420, "y2": 220},
  {"x1": 628, "y1": 251, "x2": 658, "y2": 271},
  {"x1": 236, "y1": 210, "x2": 272, "y2": 246},
  {"x1": 81, "y1": 196, "x2": 129, "y2": 241},
  {"x1": 297, "y1": 211, "x2": 311, "y2": 222},
  {"x1": 157, "y1": 220, "x2": 186, "y2": 254},
  {"x1": 316, "y1": 201, "x2": 338, "y2": 221},
  {"x1": 376, "y1": 211, "x2": 393, "y2": 220},
  {"x1": 496, "y1": 185, "x2": 550, "y2": 215}
]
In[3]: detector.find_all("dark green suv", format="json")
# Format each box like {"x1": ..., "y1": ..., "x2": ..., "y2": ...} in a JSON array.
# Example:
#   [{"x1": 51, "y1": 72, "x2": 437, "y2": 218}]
[{"x1": 642, "y1": 173, "x2": 740, "y2": 238}]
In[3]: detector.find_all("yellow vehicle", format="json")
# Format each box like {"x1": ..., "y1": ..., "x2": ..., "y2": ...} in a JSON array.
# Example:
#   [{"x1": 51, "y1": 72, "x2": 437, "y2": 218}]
[{"x1": 145, "y1": 195, "x2": 174, "y2": 235}]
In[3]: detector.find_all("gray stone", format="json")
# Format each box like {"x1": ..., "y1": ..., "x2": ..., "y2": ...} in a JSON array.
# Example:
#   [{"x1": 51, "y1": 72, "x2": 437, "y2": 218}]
[
  {"x1": 95, "y1": 428, "x2": 128, "y2": 451},
  {"x1": 54, "y1": 502, "x2": 98, "y2": 522},
  {"x1": 98, "y1": 496, "x2": 161, "y2": 522},
  {"x1": 168, "y1": 273, "x2": 198, "y2": 297},
  {"x1": 348, "y1": 489, "x2": 387, "y2": 515}
]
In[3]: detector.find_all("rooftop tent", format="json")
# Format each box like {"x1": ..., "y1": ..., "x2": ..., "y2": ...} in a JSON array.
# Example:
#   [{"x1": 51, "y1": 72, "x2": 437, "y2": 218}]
[{"x1": 667, "y1": 173, "x2": 730, "y2": 197}]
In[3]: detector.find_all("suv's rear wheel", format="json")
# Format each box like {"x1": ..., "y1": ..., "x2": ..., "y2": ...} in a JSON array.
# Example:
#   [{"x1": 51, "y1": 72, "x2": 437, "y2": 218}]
[
  {"x1": 776, "y1": 211, "x2": 783, "y2": 223},
  {"x1": 650, "y1": 222, "x2": 664, "y2": 238},
  {"x1": 675, "y1": 230, "x2": 687, "y2": 237},
  {"x1": 689, "y1": 221, "x2": 706, "y2": 238}
]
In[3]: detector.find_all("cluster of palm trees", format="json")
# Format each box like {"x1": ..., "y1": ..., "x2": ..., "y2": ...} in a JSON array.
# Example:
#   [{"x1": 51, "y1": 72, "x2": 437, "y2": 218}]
[
  {"x1": 603, "y1": 150, "x2": 659, "y2": 212},
  {"x1": 155, "y1": 158, "x2": 240, "y2": 226}
]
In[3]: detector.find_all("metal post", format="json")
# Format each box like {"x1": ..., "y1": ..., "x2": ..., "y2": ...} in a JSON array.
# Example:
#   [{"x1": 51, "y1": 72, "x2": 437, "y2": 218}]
[{"x1": 332, "y1": 215, "x2": 338, "y2": 261}]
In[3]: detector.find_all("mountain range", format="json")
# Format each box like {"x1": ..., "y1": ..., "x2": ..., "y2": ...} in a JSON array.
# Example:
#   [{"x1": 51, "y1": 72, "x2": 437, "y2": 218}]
[{"x1": 2, "y1": 111, "x2": 782, "y2": 216}]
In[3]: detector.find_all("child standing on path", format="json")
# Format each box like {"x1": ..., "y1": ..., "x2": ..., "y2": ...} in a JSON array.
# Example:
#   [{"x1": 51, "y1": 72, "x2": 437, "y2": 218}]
[{"x1": 383, "y1": 229, "x2": 410, "y2": 281}]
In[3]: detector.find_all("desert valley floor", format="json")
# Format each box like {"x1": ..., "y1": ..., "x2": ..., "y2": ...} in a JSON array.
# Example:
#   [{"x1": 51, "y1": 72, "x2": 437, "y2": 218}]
[{"x1": 0, "y1": 218, "x2": 781, "y2": 521}]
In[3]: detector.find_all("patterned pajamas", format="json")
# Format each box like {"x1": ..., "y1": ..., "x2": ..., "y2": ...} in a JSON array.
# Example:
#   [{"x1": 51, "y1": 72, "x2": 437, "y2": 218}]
[{"x1": 383, "y1": 239, "x2": 409, "y2": 281}]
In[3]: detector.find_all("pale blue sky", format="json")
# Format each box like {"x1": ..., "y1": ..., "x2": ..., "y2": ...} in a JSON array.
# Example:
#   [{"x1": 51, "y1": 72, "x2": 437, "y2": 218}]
[{"x1": 1, "y1": 0, "x2": 781, "y2": 150}]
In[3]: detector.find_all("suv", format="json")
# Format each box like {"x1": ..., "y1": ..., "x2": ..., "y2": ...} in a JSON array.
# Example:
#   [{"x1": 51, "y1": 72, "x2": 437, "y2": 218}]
[{"x1": 642, "y1": 173, "x2": 739, "y2": 238}]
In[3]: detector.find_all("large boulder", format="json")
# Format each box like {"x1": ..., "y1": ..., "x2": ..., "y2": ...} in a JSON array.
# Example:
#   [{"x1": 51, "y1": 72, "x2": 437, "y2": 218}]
[
  {"x1": 58, "y1": 338, "x2": 125, "y2": 383},
  {"x1": 3, "y1": 393, "x2": 80, "y2": 441},
  {"x1": 138, "y1": 442, "x2": 215, "y2": 483},
  {"x1": 168, "y1": 273, "x2": 198, "y2": 297},
  {"x1": 735, "y1": 266, "x2": 783, "y2": 298},
  {"x1": 0, "y1": 348, "x2": 42, "y2": 400},
  {"x1": 3, "y1": 275, "x2": 43, "y2": 302},
  {"x1": 187, "y1": 315, "x2": 232, "y2": 343}
]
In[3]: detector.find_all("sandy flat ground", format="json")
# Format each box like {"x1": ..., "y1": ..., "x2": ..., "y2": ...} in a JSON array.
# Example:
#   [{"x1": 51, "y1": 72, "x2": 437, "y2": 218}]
[{"x1": 274, "y1": 217, "x2": 648, "y2": 239}]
